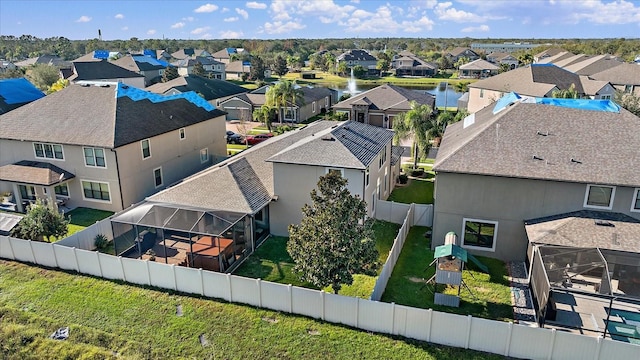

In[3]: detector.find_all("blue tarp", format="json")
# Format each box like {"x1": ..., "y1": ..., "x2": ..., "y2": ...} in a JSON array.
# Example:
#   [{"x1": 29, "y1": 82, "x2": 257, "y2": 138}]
[
  {"x1": 492, "y1": 91, "x2": 521, "y2": 114},
  {"x1": 132, "y1": 55, "x2": 169, "y2": 68},
  {"x1": 143, "y1": 49, "x2": 156, "y2": 57},
  {"x1": 535, "y1": 98, "x2": 620, "y2": 113},
  {"x1": 115, "y1": 83, "x2": 215, "y2": 111},
  {"x1": 93, "y1": 50, "x2": 110, "y2": 59},
  {"x1": 0, "y1": 78, "x2": 45, "y2": 104}
]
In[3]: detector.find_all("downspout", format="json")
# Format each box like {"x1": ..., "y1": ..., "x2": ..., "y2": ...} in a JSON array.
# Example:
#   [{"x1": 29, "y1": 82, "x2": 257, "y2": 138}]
[{"x1": 110, "y1": 148, "x2": 125, "y2": 210}]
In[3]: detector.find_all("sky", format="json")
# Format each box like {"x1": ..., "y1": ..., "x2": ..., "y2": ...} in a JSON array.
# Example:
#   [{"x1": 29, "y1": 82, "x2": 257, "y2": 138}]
[{"x1": 1, "y1": 0, "x2": 639, "y2": 40}]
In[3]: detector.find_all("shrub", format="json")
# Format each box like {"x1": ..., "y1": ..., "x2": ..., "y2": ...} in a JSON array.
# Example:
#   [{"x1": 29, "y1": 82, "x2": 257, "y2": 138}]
[
  {"x1": 398, "y1": 174, "x2": 408, "y2": 184},
  {"x1": 94, "y1": 234, "x2": 108, "y2": 250},
  {"x1": 410, "y1": 168, "x2": 425, "y2": 177}
]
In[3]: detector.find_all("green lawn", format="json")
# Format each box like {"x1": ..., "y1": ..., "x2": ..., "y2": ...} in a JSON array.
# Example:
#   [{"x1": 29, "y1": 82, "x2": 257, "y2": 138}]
[
  {"x1": 388, "y1": 176, "x2": 434, "y2": 205},
  {"x1": 234, "y1": 220, "x2": 401, "y2": 298},
  {"x1": 381, "y1": 227, "x2": 513, "y2": 321},
  {"x1": 0, "y1": 260, "x2": 503, "y2": 360},
  {"x1": 64, "y1": 207, "x2": 114, "y2": 237}
]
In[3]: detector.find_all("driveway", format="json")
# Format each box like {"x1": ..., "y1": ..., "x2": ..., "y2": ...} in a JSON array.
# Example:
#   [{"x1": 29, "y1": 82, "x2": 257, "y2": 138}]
[{"x1": 226, "y1": 120, "x2": 263, "y2": 135}]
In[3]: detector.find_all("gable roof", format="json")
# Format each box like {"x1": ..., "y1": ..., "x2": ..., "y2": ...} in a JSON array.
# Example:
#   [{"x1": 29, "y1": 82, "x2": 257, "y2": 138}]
[
  {"x1": 433, "y1": 100, "x2": 640, "y2": 187},
  {"x1": 148, "y1": 121, "x2": 338, "y2": 214},
  {"x1": 171, "y1": 49, "x2": 209, "y2": 60},
  {"x1": 0, "y1": 83, "x2": 226, "y2": 149},
  {"x1": 469, "y1": 64, "x2": 586, "y2": 96},
  {"x1": 534, "y1": 47, "x2": 565, "y2": 59},
  {"x1": 172, "y1": 57, "x2": 223, "y2": 68},
  {"x1": 113, "y1": 55, "x2": 168, "y2": 72},
  {"x1": 536, "y1": 51, "x2": 576, "y2": 64},
  {"x1": 458, "y1": 59, "x2": 499, "y2": 71},
  {"x1": 0, "y1": 78, "x2": 45, "y2": 114},
  {"x1": 590, "y1": 63, "x2": 640, "y2": 86},
  {"x1": 267, "y1": 121, "x2": 394, "y2": 169},
  {"x1": 333, "y1": 84, "x2": 435, "y2": 111},
  {"x1": 447, "y1": 47, "x2": 477, "y2": 57},
  {"x1": 69, "y1": 61, "x2": 144, "y2": 81},
  {"x1": 226, "y1": 60, "x2": 250, "y2": 73},
  {"x1": 562, "y1": 55, "x2": 622, "y2": 76},
  {"x1": 73, "y1": 50, "x2": 122, "y2": 62},
  {"x1": 146, "y1": 75, "x2": 247, "y2": 101},
  {"x1": 14, "y1": 55, "x2": 68, "y2": 67},
  {"x1": 337, "y1": 49, "x2": 376, "y2": 62},
  {"x1": 211, "y1": 48, "x2": 245, "y2": 59}
]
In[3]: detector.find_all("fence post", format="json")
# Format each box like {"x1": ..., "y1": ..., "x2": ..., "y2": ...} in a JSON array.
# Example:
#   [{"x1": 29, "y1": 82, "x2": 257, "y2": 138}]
[
  {"x1": 95, "y1": 252, "x2": 103, "y2": 277},
  {"x1": 465, "y1": 315, "x2": 473, "y2": 349},
  {"x1": 321, "y1": 291, "x2": 325, "y2": 321},
  {"x1": 355, "y1": 298, "x2": 360, "y2": 328},
  {"x1": 119, "y1": 256, "x2": 127, "y2": 282},
  {"x1": 227, "y1": 273, "x2": 233, "y2": 302},
  {"x1": 257, "y1": 278, "x2": 262, "y2": 308},
  {"x1": 5, "y1": 237, "x2": 16, "y2": 260},
  {"x1": 391, "y1": 302, "x2": 396, "y2": 334},
  {"x1": 72, "y1": 247, "x2": 79, "y2": 272},
  {"x1": 145, "y1": 260, "x2": 151, "y2": 286},
  {"x1": 504, "y1": 322, "x2": 513, "y2": 357},
  {"x1": 28, "y1": 240, "x2": 36, "y2": 265},
  {"x1": 593, "y1": 336, "x2": 602, "y2": 360},
  {"x1": 171, "y1": 264, "x2": 178, "y2": 291},
  {"x1": 288, "y1": 284, "x2": 293, "y2": 313},
  {"x1": 546, "y1": 328, "x2": 557, "y2": 360},
  {"x1": 199, "y1": 269, "x2": 204, "y2": 296},
  {"x1": 426, "y1": 308, "x2": 433, "y2": 342},
  {"x1": 51, "y1": 243, "x2": 58, "y2": 268}
]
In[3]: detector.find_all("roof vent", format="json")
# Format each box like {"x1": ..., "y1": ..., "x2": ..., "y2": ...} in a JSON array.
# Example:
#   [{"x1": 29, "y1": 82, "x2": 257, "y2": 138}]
[
  {"x1": 532, "y1": 155, "x2": 544, "y2": 161},
  {"x1": 536, "y1": 131, "x2": 548, "y2": 136},
  {"x1": 331, "y1": 125, "x2": 338, "y2": 129},
  {"x1": 99, "y1": 83, "x2": 110, "y2": 88},
  {"x1": 570, "y1": 158, "x2": 582, "y2": 164},
  {"x1": 79, "y1": 83, "x2": 91, "y2": 87},
  {"x1": 595, "y1": 220, "x2": 614, "y2": 227},
  {"x1": 321, "y1": 136, "x2": 335, "y2": 141}
]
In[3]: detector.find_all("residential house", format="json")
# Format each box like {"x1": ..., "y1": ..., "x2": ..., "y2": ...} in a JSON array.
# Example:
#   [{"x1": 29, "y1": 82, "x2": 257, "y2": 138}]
[
  {"x1": 146, "y1": 75, "x2": 247, "y2": 108},
  {"x1": 392, "y1": 51, "x2": 438, "y2": 77},
  {"x1": 113, "y1": 54, "x2": 170, "y2": 86},
  {"x1": 445, "y1": 47, "x2": 479, "y2": 63},
  {"x1": 466, "y1": 64, "x2": 615, "y2": 113},
  {"x1": 0, "y1": 60, "x2": 17, "y2": 73},
  {"x1": 14, "y1": 54, "x2": 69, "y2": 68},
  {"x1": 172, "y1": 57, "x2": 225, "y2": 80},
  {"x1": 109, "y1": 120, "x2": 401, "y2": 272},
  {"x1": 151, "y1": 49, "x2": 172, "y2": 62},
  {"x1": 486, "y1": 52, "x2": 518, "y2": 70},
  {"x1": 69, "y1": 61, "x2": 146, "y2": 88},
  {"x1": 533, "y1": 47, "x2": 565, "y2": 63},
  {"x1": 0, "y1": 83, "x2": 227, "y2": 213},
  {"x1": 431, "y1": 97, "x2": 640, "y2": 262},
  {"x1": 224, "y1": 60, "x2": 251, "y2": 80},
  {"x1": 560, "y1": 55, "x2": 622, "y2": 76},
  {"x1": 332, "y1": 84, "x2": 436, "y2": 128},
  {"x1": 337, "y1": 49, "x2": 378, "y2": 75},
  {"x1": 471, "y1": 42, "x2": 541, "y2": 54},
  {"x1": 535, "y1": 51, "x2": 576, "y2": 65},
  {"x1": 0, "y1": 78, "x2": 45, "y2": 115},
  {"x1": 219, "y1": 85, "x2": 334, "y2": 122},
  {"x1": 211, "y1": 48, "x2": 248, "y2": 64},
  {"x1": 458, "y1": 59, "x2": 499, "y2": 79},
  {"x1": 170, "y1": 49, "x2": 211, "y2": 60},
  {"x1": 73, "y1": 50, "x2": 124, "y2": 62},
  {"x1": 590, "y1": 63, "x2": 640, "y2": 96}
]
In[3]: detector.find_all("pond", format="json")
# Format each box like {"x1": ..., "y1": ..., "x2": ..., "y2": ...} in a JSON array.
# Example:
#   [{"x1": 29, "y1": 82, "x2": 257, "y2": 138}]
[{"x1": 326, "y1": 83, "x2": 463, "y2": 109}]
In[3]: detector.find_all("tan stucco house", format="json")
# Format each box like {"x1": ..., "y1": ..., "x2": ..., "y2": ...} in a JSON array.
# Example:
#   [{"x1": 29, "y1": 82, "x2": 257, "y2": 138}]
[{"x1": 0, "y1": 83, "x2": 227, "y2": 213}]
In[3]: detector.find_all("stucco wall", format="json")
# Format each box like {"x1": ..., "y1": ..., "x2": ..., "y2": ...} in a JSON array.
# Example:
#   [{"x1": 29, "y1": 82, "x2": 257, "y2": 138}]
[
  {"x1": 467, "y1": 87, "x2": 504, "y2": 113},
  {"x1": 432, "y1": 172, "x2": 640, "y2": 261}
]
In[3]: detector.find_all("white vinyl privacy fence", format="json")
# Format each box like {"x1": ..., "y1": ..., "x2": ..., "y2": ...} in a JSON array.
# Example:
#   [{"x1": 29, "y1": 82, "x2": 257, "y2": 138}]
[
  {"x1": 54, "y1": 218, "x2": 113, "y2": 250},
  {"x1": 1, "y1": 235, "x2": 637, "y2": 360},
  {"x1": 374, "y1": 200, "x2": 432, "y2": 227}
]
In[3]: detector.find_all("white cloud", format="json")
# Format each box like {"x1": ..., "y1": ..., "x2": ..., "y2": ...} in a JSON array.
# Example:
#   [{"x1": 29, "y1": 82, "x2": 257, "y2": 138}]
[
  {"x1": 461, "y1": 24, "x2": 490, "y2": 33},
  {"x1": 402, "y1": 16, "x2": 435, "y2": 33},
  {"x1": 171, "y1": 22, "x2": 185, "y2": 29},
  {"x1": 224, "y1": 17, "x2": 239, "y2": 22},
  {"x1": 564, "y1": 0, "x2": 640, "y2": 25},
  {"x1": 350, "y1": 0, "x2": 360, "y2": 3},
  {"x1": 264, "y1": 21, "x2": 306, "y2": 34},
  {"x1": 114, "y1": 13, "x2": 124, "y2": 19},
  {"x1": 182, "y1": 16, "x2": 195, "y2": 21},
  {"x1": 121, "y1": 26, "x2": 128, "y2": 31},
  {"x1": 342, "y1": 5, "x2": 399, "y2": 33},
  {"x1": 270, "y1": 0, "x2": 292, "y2": 20},
  {"x1": 434, "y1": 2, "x2": 485, "y2": 22},
  {"x1": 147, "y1": 29, "x2": 157, "y2": 35},
  {"x1": 296, "y1": 0, "x2": 356, "y2": 23},
  {"x1": 191, "y1": 26, "x2": 211, "y2": 34},
  {"x1": 75, "y1": 15, "x2": 92, "y2": 23},
  {"x1": 194, "y1": 3, "x2": 218, "y2": 13},
  {"x1": 220, "y1": 30, "x2": 244, "y2": 38},
  {"x1": 221, "y1": 7, "x2": 230, "y2": 13},
  {"x1": 246, "y1": 1, "x2": 267, "y2": 9},
  {"x1": 236, "y1": 8, "x2": 249, "y2": 19}
]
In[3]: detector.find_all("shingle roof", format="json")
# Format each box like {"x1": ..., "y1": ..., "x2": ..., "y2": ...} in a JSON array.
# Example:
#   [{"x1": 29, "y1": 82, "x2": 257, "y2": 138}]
[
  {"x1": 525, "y1": 210, "x2": 640, "y2": 252},
  {"x1": 70, "y1": 61, "x2": 144, "y2": 81},
  {"x1": 534, "y1": 47, "x2": 565, "y2": 59},
  {"x1": 562, "y1": 55, "x2": 622, "y2": 76},
  {"x1": 433, "y1": 101, "x2": 640, "y2": 187},
  {"x1": 171, "y1": 49, "x2": 209, "y2": 60},
  {"x1": 448, "y1": 47, "x2": 477, "y2": 57},
  {"x1": 266, "y1": 121, "x2": 394, "y2": 170},
  {"x1": 0, "y1": 78, "x2": 45, "y2": 114},
  {"x1": 0, "y1": 83, "x2": 226, "y2": 148},
  {"x1": 0, "y1": 160, "x2": 74, "y2": 186},
  {"x1": 536, "y1": 51, "x2": 575, "y2": 65},
  {"x1": 337, "y1": 49, "x2": 376, "y2": 62},
  {"x1": 333, "y1": 84, "x2": 435, "y2": 111},
  {"x1": 458, "y1": 59, "x2": 499, "y2": 71},
  {"x1": 113, "y1": 55, "x2": 167, "y2": 72},
  {"x1": 590, "y1": 63, "x2": 640, "y2": 86},
  {"x1": 149, "y1": 121, "x2": 337, "y2": 213},
  {"x1": 225, "y1": 60, "x2": 250, "y2": 73},
  {"x1": 146, "y1": 75, "x2": 247, "y2": 101}
]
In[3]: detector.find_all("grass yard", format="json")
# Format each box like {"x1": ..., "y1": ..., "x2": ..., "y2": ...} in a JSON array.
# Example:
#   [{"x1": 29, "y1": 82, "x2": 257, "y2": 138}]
[
  {"x1": 388, "y1": 174, "x2": 434, "y2": 205},
  {"x1": 64, "y1": 207, "x2": 114, "y2": 237},
  {"x1": 234, "y1": 220, "x2": 401, "y2": 298},
  {"x1": 0, "y1": 260, "x2": 503, "y2": 360},
  {"x1": 381, "y1": 227, "x2": 513, "y2": 321}
]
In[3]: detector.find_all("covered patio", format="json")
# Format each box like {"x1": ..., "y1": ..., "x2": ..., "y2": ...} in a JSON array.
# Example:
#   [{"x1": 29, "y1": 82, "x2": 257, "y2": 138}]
[{"x1": 111, "y1": 201, "x2": 269, "y2": 273}]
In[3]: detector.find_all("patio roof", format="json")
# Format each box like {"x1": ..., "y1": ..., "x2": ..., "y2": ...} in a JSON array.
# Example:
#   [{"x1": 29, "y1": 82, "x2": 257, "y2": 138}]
[
  {"x1": 111, "y1": 201, "x2": 246, "y2": 237},
  {"x1": 0, "y1": 160, "x2": 75, "y2": 186}
]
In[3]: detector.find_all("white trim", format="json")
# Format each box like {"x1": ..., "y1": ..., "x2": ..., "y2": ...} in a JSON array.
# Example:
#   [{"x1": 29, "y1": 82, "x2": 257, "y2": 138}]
[
  {"x1": 83, "y1": 146, "x2": 107, "y2": 169},
  {"x1": 54, "y1": 182, "x2": 70, "y2": 198},
  {"x1": 325, "y1": 167, "x2": 344, "y2": 176},
  {"x1": 200, "y1": 148, "x2": 209, "y2": 164},
  {"x1": 179, "y1": 128, "x2": 186, "y2": 140},
  {"x1": 312, "y1": 101, "x2": 316, "y2": 113},
  {"x1": 153, "y1": 167, "x2": 163, "y2": 188},
  {"x1": 80, "y1": 179, "x2": 112, "y2": 203},
  {"x1": 583, "y1": 184, "x2": 616, "y2": 210},
  {"x1": 631, "y1": 188, "x2": 640, "y2": 213},
  {"x1": 141, "y1": 139, "x2": 151, "y2": 159},
  {"x1": 33, "y1": 142, "x2": 65, "y2": 161},
  {"x1": 461, "y1": 218, "x2": 498, "y2": 252}
]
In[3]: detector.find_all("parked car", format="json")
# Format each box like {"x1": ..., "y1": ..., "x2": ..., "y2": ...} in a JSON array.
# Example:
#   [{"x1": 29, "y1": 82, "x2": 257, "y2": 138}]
[
  {"x1": 245, "y1": 133, "x2": 274, "y2": 145},
  {"x1": 225, "y1": 130, "x2": 244, "y2": 144}
]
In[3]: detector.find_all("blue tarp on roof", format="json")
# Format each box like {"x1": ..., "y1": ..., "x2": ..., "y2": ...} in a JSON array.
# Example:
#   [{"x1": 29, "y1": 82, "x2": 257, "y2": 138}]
[
  {"x1": 227, "y1": 47, "x2": 237, "y2": 54},
  {"x1": 143, "y1": 49, "x2": 156, "y2": 57},
  {"x1": 132, "y1": 55, "x2": 169, "y2": 67},
  {"x1": 93, "y1": 50, "x2": 110, "y2": 59},
  {"x1": 0, "y1": 78, "x2": 45, "y2": 104},
  {"x1": 535, "y1": 98, "x2": 620, "y2": 113},
  {"x1": 492, "y1": 92, "x2": 521, "y2": 114},
  {"x1": 116, "y1": 83, "x2": 215, "y2": 111}
]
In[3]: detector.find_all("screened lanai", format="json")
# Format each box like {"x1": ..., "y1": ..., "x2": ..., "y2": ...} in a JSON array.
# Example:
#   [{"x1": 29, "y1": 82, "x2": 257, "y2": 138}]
[{"x1": 111, "y1": 202, "x2": 260, "y2": 272}]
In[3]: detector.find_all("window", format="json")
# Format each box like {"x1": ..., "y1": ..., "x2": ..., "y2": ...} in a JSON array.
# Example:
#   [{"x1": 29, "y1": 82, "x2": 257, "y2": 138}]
[
  {"x1": 141, "y1": 139, "x2": 151, "y2": 159},
  {"x1": 55, "y1": 183, "x2": 69, "y2": 197},
  {"x1": 19, "y1": 185, "x2": 36, "y2": 200},
  {"x1": 312, "y1": 102, "x2": 316, "y2": 113},
  {"x1": 601, "y1": 95, "x2": 611, "y2": 100},
  {"x1": 325, "y1": 97, "x2": 329, "y2": 107},
  {"x1": 384, "y1": 168, "x2": 388, "y2": 194},
  {"x1": 179, "y1": 128, "x2": 185, "y2": 140},
  {"x1": 624, "y1": 85, "x2": 633, "y2": 94},
  {"x1": 154, "y1": 167, "x2": 163, "y2": 188},
  {"x1": 378, "y1": 148, "x2": 387, "y2": 168},
  {"x1": 200, "y1": 148, "x2": 209, "y2": 163},
  {"x1": 84, "y1": 147, "x2": 106, "y2": 167},
  {"x1": 34, "y1": 143, "x2": 64, "y2": 160},
  {"x1": 82, "y1": 180, "x2": 110, "y2": 202},
  {"x1": 326, "y1": 168, "x2": 343, "y2": 177},
  {"x1": 365, "y1": 168, "x2": 370, "y2": 187},
  {"x1": 462, "y1": 219, "x2": 498, "y2": 251},
  {"x1": 584, "y1": 184, "x2": 615, "y2": 210},
  {"x1": 631, "y1": 189, "x2": 640, "y2": 213}
]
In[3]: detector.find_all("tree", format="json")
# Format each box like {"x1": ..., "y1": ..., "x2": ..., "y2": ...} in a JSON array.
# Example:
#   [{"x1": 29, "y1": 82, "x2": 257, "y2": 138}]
[
  {"x1": 453, "y1": 81, "x2": 470, "y2": 93},
  {"x1": 615, "y1": 90, "x2": 640, "y2": 117},
  {"x1": 337, "y1": 61, "x2": 348, "y2": 77},
  {"x1": 47, "y1": 78, "x2": 69, "y2": 94},
  {"x1": 393, "y1": 101, "x2": 438, "y2": 169},
  {"x1": 287, "y1": 172, "x2": 378, "y2": 294},
  {"x1": 352, "y1": 64, "x2": 366, "y2": 79},
  {"x1": 162, "y1": 65, "x2": 179, "y2": 82},
  {"x1": 253, "y1": 105, "x2": 273, "y2": 132},
  {"x1": 192, "y1": 61, "x2": 205, "y2": 77},
  {"x1": 249, "y1": 56, "x2": 266, "y2": 81},
  {"x1": 552, "y1": 83, "x2": 578, "y2": 98},
  {"x1": 26, "y1": 64, "x2": 60, "y2": 91},
  {"x1": 266, "y1": 80, "x2": 304, "y2": 124},
  {"x1": 10, "y1": 199, "x2": 68, "y2": 242},
  {"x1": 274, "y1": 55, "x2": 288, "y2": 77}
]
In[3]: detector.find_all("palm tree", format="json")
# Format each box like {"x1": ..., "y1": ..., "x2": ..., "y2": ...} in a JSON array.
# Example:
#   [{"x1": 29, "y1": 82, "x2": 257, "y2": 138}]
[
  {"x1": 267, "y1": 80, "x2": 305, "y2": 124},
  {"x1": 253, "y1": 105, "x2": 273, "y2": 132},
  {"x1": 552, "y1": 83, "x2": 578, "y2": 99},
  {"x1": 393, "y1": 101, "x2": 439, "y2": 169}
]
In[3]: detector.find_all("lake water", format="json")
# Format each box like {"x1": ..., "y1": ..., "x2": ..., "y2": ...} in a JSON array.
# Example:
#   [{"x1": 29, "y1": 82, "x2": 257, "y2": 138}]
[{"x1": 329, "y1": 83, "x2": 463, "y2": 109}]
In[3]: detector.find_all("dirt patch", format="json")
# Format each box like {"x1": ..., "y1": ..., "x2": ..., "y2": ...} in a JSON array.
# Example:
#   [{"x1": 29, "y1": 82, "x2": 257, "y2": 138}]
[
  {"x1": 262, "y1": 316, "x2": 279, "y2": 324},
  {"x1": 307, "y1": 329, "x2": 321, "y2": 335},
  {"x1": 407, "y1": 276, "x2": 427, "y2": 283}
]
